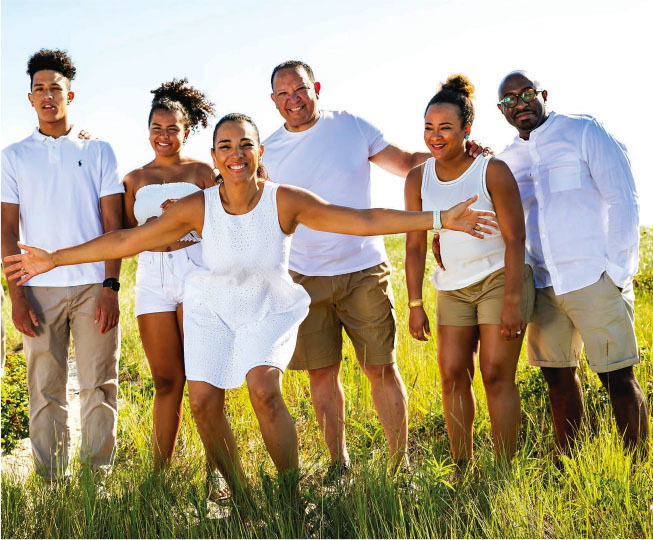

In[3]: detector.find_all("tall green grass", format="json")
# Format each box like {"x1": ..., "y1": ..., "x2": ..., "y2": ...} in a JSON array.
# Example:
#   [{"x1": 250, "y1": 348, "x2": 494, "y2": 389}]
[{"x1": 2, "y1": 232, "x2": 652, "y2": 538}]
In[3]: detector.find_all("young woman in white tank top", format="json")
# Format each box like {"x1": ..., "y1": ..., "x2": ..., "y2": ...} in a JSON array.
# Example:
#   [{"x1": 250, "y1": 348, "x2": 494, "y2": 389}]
[
  {"x1": 9, "y1": 113, "x2": 497, "y2": 503},
  {"x1": 405, "y1": 75, "x2": 534, "y2": 465},
  {"x1": 121, "y1": 79, "x2": 217, "y2": 473}
]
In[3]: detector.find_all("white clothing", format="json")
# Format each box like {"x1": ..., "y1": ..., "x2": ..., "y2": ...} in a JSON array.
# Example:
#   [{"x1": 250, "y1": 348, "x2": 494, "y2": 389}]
[
  {"x1": 1, "y1": 128, "x2": 124, "y2": 286},
  {"x1": 133, "y1": 182, "x2": 201, "y2": 226},
  {"x1": 183, "y1": 182, "x2": 310, "y2": 389},
  {"x1": 499, "y1": 111, "x2": 639, "y2": 294},
  {"x1": 133, "y1": 182, "x2": 202, "y2": 241},
  {"x1": 134, "y1": 243, "x2": 204, "y2": 317},
  {"x1": 421, "y1": 156, "x2": 507, "y2": 291},
  {"x1": 262, "y1": 110, "x2": 389, "y2": 276}
]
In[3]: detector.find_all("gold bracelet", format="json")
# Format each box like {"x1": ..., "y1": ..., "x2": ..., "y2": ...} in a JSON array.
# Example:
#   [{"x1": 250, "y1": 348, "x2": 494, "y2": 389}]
[{"x1": 408, "y1": 299, "x2": 423, "y2": 308}]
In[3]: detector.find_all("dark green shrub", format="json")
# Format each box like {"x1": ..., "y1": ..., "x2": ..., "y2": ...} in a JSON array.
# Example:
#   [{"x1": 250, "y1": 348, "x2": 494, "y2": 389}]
[{"x1": 1, "y1": 353, "x2": 29, "y2": 453}]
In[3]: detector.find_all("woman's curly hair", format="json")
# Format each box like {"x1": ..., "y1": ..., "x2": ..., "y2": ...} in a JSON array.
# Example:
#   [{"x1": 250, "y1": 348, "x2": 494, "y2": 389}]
[
  {"x1": 149, "y1": 78, "x2": 215, "y2": 133},
  {"x1": 26, "y1": 49, "x2": 76, "y2": 88}
]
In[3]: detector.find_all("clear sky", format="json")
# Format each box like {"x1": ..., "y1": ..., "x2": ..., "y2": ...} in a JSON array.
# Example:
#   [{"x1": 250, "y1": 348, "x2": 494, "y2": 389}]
[{"x1": 2, "y1": 0, "x2": 651, "y2": 224}]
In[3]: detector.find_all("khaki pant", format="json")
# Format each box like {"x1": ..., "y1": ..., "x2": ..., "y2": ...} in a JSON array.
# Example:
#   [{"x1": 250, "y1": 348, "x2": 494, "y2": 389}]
[
  {"x1": 288, "y1": 262, "x2": 396, "y2": 370},
  {"x1": 23, "y1": 284, "x2": 120, "y2": 479}
]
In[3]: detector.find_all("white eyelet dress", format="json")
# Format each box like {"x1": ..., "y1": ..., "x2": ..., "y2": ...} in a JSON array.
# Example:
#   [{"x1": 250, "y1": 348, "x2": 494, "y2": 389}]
[{"x1": 183, "y1": 182, "x2": 311, "y2": 389}]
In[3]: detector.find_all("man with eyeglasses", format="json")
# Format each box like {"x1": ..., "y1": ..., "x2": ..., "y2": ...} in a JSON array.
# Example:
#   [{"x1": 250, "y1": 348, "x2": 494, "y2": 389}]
[{"x1": 496, "y1": 70, "x2": 648, "y2": 453}]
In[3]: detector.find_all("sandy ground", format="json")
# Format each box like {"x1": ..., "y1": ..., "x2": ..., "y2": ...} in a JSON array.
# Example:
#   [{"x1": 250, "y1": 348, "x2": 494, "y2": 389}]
[{"x1": 1, "y1": 357, "x2": 81, "y2": 480}]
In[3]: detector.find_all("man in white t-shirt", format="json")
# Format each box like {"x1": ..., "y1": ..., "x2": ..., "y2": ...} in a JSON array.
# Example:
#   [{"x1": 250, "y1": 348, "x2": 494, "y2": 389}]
[
  {"x1": 263, "y1": 60, "x2": 436, "y2": 475},
  {"x1": 496, "y1": 70, "x2": 648, "y2": 452},
  {"x1": 1, "y1": 49, "x2": 124, "y2": 481}
]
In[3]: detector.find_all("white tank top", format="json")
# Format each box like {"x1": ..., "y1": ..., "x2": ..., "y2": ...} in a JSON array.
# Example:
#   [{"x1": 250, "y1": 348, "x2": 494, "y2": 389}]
[
  {"x1": 421, "y1": 155, "x2": 505, "y2": 291},
  {"x1": 133, "y1": 182, "x2": 201, "y2": 242}
]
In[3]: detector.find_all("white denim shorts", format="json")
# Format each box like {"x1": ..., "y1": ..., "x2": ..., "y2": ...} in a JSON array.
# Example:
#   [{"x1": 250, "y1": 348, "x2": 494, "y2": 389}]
[{"x1": 134, "y1": 243, "x2": 204, "y2": 317}]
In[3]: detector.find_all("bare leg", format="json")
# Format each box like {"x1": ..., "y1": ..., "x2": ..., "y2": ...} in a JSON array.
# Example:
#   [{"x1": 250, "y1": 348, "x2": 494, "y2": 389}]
[
  {"x1": 247, "y1": 366, "x2": 299, "y2": 474},
  {"x1": 540, "y1": 367, "x2": 584, "y2": 453},
  {"x1": 360, "y1": 362, "x2": 408, "y2": 470},
  {"x1": 437, "y1": 325, "x2": 479, "y2": 463},
  {"x1": 187, "y1": 381, "x2": 247, "y2": 494},
  {"x1": 598, "y1": 367, "x2": 649, "y2": 451},
  {"x1": 478, "y1": 325, "x2": 523, "y2": 461},
  {"x1": 307, "y1": 362, "x2": 349, "y2": 465},
  {"x1": 137, "y1": 311, "x2": 186, "y2": 470}
]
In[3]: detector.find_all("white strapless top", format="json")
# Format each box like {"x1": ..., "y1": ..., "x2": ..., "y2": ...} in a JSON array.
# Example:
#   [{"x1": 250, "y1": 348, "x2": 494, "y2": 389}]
[{"x1": 133, "y1": 182, "x2": 201, "y2": 242}]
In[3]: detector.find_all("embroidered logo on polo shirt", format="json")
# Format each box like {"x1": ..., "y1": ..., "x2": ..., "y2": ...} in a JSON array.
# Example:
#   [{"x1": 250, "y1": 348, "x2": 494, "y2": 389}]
[{"x1": 78, "y1": 160, "x2": 82, "y2": 167}]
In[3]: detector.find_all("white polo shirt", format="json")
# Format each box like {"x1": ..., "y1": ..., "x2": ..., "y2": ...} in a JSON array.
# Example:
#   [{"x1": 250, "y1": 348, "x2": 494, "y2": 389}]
[
  {"x1": 499, "y1": 111, "x2": 639, "y2": 295},
  {"x1": 263, "y1": 110, "x2": 389, "y2": 276},
  {"x1": 1, "y1": 127, "x2": 124, "y2": 286}
]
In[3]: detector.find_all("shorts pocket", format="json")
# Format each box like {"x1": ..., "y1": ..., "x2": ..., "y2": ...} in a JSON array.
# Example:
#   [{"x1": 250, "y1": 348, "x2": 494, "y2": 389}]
[{"x1": 547, "y1": 161, "x2": 581, "y2": 193}]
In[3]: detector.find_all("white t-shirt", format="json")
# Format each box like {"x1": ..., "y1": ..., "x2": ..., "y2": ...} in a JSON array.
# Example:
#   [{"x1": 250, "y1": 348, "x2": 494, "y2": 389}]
[
  {"x1": 499, "y1": 111, "x2": 639, "y2": 294},
  {"x1": 1, "y1": 128, "x2": 124, "y2": 286},
  {"x1": 262, "y1": 110, "x2": 389, "y2": 276}
]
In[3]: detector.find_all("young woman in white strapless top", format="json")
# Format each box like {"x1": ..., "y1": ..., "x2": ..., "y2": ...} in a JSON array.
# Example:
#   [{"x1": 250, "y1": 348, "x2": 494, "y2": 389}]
[
  {"x1": 405, "y1": 75, "x2": 534, "y2": 466},
  {"x1": 121, "y1": 79, "x2": 216, "y2": 471}
]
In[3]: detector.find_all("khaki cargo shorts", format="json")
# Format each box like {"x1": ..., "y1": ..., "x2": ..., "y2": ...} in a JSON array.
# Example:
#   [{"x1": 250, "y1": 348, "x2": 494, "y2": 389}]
[
  {"x1": 288, "y1": 262, "x2": 396, "y2": 370},
  {"x1": 436, "y1": 265, "x2": 535, "y2": 326},
  {"x1": 527, "y1": 272, "x2": 638, "y2": 373}
]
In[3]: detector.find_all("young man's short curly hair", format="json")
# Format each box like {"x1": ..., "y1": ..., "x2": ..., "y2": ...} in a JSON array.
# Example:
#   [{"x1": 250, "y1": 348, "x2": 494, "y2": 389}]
[{"x1": 26, "y1": 49, "x2": 76, "y2": 89}]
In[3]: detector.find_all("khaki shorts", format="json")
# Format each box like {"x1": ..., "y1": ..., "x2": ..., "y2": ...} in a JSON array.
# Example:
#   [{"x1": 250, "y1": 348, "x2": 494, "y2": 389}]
[
  {"x1": 288, "y1": 262, "x2": 396, "y2": 370},
  {"x1": 527, "y1": 273, "x2": 638, "y2": 373},
  {"x1": 436, "y1": 265, "x2": 535, "y2": 326}
]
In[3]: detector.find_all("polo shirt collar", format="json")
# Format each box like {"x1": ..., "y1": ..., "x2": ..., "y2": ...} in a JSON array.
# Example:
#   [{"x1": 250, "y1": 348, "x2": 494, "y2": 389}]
[{"x1": 31, "y1": 125, "x2": 76, "y2": 143}]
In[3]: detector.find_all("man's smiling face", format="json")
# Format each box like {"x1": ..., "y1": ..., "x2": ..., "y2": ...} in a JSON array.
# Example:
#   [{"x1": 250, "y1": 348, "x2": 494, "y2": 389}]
[{"x1": 271, "y1": 66, "x2": 321, "y2": 133}]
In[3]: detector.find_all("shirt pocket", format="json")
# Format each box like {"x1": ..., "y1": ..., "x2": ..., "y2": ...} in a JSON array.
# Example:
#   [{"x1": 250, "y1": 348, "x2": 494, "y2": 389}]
[{"x1": 547, "y1": 161, "x2": 581, "y2": 193}]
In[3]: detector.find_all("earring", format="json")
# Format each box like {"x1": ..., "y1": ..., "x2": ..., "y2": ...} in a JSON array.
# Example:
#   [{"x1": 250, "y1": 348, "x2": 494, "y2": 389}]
[{"x1": 464, "y1": 134, "x2": 470, "y2": 140}]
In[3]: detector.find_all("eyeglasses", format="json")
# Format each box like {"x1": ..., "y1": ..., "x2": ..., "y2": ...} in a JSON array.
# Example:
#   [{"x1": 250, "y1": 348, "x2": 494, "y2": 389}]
[{"x1": 499, "y1": 88, "x2": 542, "y2": 108}]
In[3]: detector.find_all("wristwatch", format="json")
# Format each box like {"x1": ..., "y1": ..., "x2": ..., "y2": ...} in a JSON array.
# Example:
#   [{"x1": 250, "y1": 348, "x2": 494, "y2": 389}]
[
  {"x1": 103, "y1": 278, "x2": 120, "y2": 291},
  {"x1": 432, "y1": 210, "x2": 442, "y2": 231}
]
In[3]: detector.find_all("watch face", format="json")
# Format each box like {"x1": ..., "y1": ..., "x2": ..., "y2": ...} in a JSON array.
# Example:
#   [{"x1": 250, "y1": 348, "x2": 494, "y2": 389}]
[{"x1": 103, "y1": 278, "x2": 120, "y2": 291}]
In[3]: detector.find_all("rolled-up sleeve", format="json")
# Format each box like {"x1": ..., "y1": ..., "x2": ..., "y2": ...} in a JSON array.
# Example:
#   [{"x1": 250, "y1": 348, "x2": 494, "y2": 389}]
[{"x1": 581, "y1": 119, "x2": 639, "y2": 287}]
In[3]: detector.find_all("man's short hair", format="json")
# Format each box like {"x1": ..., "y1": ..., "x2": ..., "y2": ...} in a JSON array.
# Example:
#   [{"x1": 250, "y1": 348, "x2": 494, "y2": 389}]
[
  {"x1": 26, "y1": 49, "x2": 76, "y2": 89},
  {"x1": 270, "y1": 60, "x2": 315, "y2": 90}
]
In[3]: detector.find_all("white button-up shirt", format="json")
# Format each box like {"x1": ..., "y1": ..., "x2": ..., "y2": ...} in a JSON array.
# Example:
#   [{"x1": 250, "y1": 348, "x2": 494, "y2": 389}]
[
  {"x1": 1, "y1": 127, "x2": 124, "y2": 287},
  {"x1": 500, "y1": 111, "x2": 639, "y2": 295}
]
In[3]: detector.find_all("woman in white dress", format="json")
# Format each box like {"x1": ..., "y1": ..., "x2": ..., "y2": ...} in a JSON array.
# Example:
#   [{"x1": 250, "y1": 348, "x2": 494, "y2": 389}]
[
  {"x1": 5, "y1": 113, "x2": 496, "y2": 496},
  {"x1": 122, "y1": 79, "x2": 215, "y2": 469}
]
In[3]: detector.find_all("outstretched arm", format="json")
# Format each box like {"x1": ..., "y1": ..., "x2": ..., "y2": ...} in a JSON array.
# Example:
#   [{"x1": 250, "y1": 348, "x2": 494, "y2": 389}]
[
  {"x1": 4, "y1": 192, "x2": 204, "y2": 286},
  {"x1": 276, "y1": 185, "x2": 496, "y2": 238}
]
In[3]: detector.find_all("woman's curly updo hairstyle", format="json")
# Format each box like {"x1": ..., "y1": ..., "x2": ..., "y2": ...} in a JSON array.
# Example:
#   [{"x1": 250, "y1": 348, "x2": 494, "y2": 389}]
[
  {"x1": 149, "y1": 78, "x2": 215, "y2": 133},
  {"x1": 425, "y1": 74, "x2": 475, "y2": 128}
]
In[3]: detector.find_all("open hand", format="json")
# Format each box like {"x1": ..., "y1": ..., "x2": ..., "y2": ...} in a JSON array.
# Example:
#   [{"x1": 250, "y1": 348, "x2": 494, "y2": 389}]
[
  {"x1": 441, "y1": 194, "x2": 497, "y2": 239},
  {"x1": 3, "y1": 242, "x2": 55, "y2": 286}
]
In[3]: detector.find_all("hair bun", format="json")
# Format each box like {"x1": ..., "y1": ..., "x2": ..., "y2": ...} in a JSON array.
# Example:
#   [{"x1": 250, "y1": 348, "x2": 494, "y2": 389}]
[{"x1": 440, "y1": 74, "x2": 474, "y2": 99}]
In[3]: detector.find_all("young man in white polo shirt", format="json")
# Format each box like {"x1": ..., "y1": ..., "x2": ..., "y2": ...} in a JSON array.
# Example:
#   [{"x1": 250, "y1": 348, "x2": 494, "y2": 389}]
[
  {"x1": 496, "y1": 70, "x2": 648, "y2": 452},
  {"x1": 1, "y1": 49, "x2": 124, "y2": 480}
]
